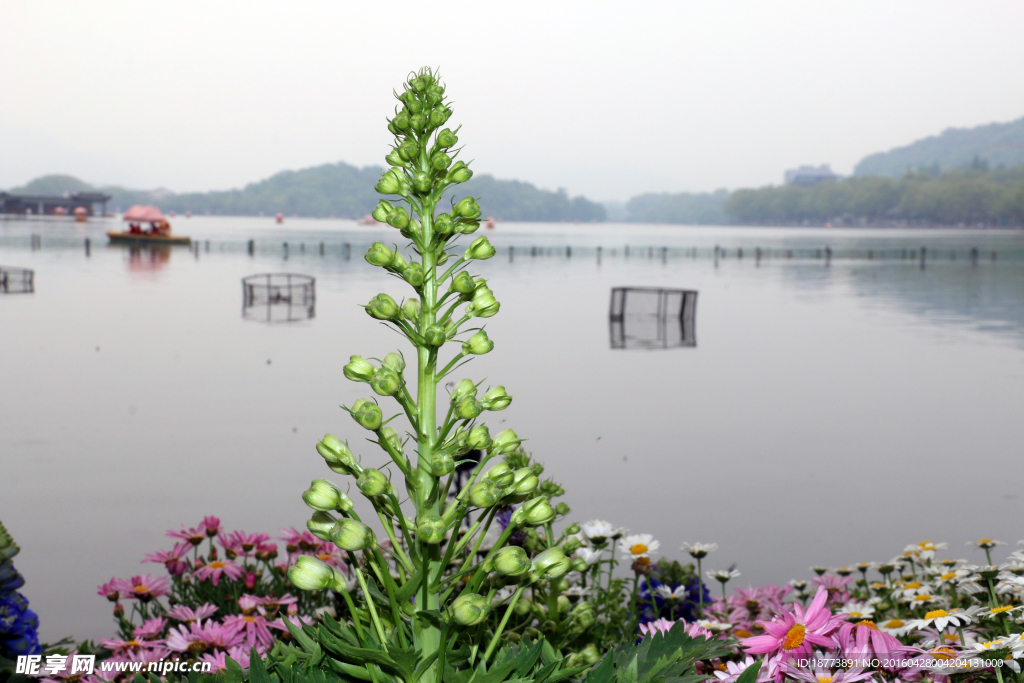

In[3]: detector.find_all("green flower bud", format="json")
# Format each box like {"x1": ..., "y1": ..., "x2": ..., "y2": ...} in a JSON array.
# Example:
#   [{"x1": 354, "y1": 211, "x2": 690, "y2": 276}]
[
  {"x1": 491, "y1": 429, "x2": 521, "y2": 454},
  {"x1": 450, "y1": 593, "x2": 489, "y2": 626},
  {"x1": 393, "y1": 112, "x2": 411, "y2": 130},
  {"x1": 557, "y1": 595, "x2": 571, "y2": 614},
  {"x1": 482, "y1": 385, "x2": 512, "y2": 410},
  {"x1": 430, "y1": 451, "x2": 455, "y2": 476},
  {"x1": 561, "y1": 537, "x2": 582, "y2": 554},
  {"x1": 437, "y1": 250, "x2": 449, "y2": 266},
  {"x1": 303, "y1": 479, "x2": 343, "y2": 511},
  {"x1": 555, "y1": 502, "x2": 570, "y2": 516},
  {"x1": 351, "y1": 399, "x2": 383, "y2": 430},
  {"x1": 434, "y1": 213, "x2": 455, "y2": 235},
  {"x1": 428, "y1": 106, "x2": 451, "y2": 127},
  {"x1": 402, "y1": 298, "x2": 421, "y2": 321},
  {"x1": 450, "y1": 378, "x2": 477, "y2": 403},
  {"x1": 436, "y1": 128, "x2": 458, "y2": 149},
  {"x1": 385, "y1": 149, "x2": 404, "y2": 167},
  {"x1": 410, "y1": 113, "x2": 427, "y2": 132},
  {"x1": 412, "y1": 171, "x2": 432, "y2": 193},
  {"x1": 448, "y1": 161, "x2": 473, "y2": 183},
  {"x1": 410, "y1": 77, "x2": 427, "y2": 93},
  {"x1": 465, "y1": 236, "x2": 495, "y2": 260},
  {"x1": 463, "y1": 330, "x2": 493, "y2": 355},
  {"x1": 382, "y1": 352, "x2": 405, "y2": 374},
  {"x1": 565, "y1": 523, "x2": 580, "y2": 535},
  {"x1": 357, "y1": 468, "x2": 390, "y2": 497},
  {"x1": 458, "y1": 220, "x2": 481, "y2": 235},
  {"x1": 388, "y1": 251, "x2": 408, "y2": 273},
  {"x1": 431, "y1": 152, "x2": 452, "y2": 171},
  {"x1": 447, "y1": 273, "x2": 473, "y2": 296},
  {"x1": 403, "y1": 262, "x2": 424, "y2": 287},
  {"x1": 370, "y1": 367, "x2": 401, "y2": 397},
  {"x1": 328, "y1": 567, "x2": 350, "y2": 593},
  {"x1": 511, "y1": 496, "x2": 555, "y2": 526},
  {"x1": 417, "y1": 514, "x2": 446, "y2": 544},
  {"x1": 578, "y1": 644, "x2": 600, "y2": 666},
  {"x1": 316, "y1": 435, "x2": 359, "y2": 472},
  {"x1": 466, "y1": 425, "x2": 492, "y2": 450},
  {"x1": 371, "y1": 201, "x2": 394, "y2": 223},
  {"x1": 402, "y1": 219, "x2": 422, "y2": 241},
  {"x1": 366, "y1": 293, "x2": 400, "y2": 320},
  {"x1": 375, "y1": 170, "x2": 402, "y2": 195},
  {"x1": 404, "y1": 96, "x2": 424, "y2": 113},
  {"x1": 485, "y1": 461, "x2": 513, "y2": 487},
  {"x1": 307, "y1": 510, "x2": 337, "y2": 540},
  {"x1": 344, "y1": 355, "x2": 377, "y2": 382},
  {"x1": 386, "y1": 206, "x2": 410, "y2": 230},
  {"x1": 531, "y1": 547, "x2": 570, "y2": 581},
  {"x1": 456, "y1": 397, "x2": 484, "y2": 420},
  {"x1": 469, "y1": 296, "x2": 500, "y2": 318},
  {"x1": 397, "y1": 139, "x2": 419, "y2": 162},
  {"x1": 572, "y1": 557, "x2": 589, "y2": 573},
  {"x1": 330, "y1": 519, "x2": 376, "y2": 552},
  {"x1": 468, "y1": 479, "x2": 500, "y2": 508},
  {"x1": 493, "y1": 546, "x2": 531, "y2": 577},
  {"x1": 532, "y1": 463, "x2": 545, "y2": 476},
  {"x1": 454, "y1": 197, "x2": 482, "y2": 220},
  {"x1": 508, "y1": 467, "x2": 538, "y2": 496},
  {"x1": 424, "y1": 324, "x2": 447, "y2": 347},
  {"x1": 380, "y1": 426, "x2": 403, "y2": 455},
  {"x1": 288, "y1": 555, "x2": 333, "y2": 591},
  {"x1": 514, "y1": 597, "x2": 533, "y2": 616}
]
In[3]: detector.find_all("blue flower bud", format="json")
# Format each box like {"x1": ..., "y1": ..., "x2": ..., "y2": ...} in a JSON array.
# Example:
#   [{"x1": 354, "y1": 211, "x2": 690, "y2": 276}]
[
  {"x1": 450, "y1": 378, "x2": 477, "y2": 403},
  {"x1": 386, "y1": 206, "x2": 410, "y2": 230},
  {"x1": 530, "y1": 546, "x2": 570, "y2": 581},
  {"x1": 382, "y1": 352, "x2": 405, "y2": 374},
  {"x1": 397, "y1": 139, "x2": 419, "y2": 162},
  {"x1": 351, "y1": 398, "x2": 383, "y2": 430},
  {"x1": 434, "y1": 213, "x2": 455, "y2": 235},
  {"x1": 366, "y1": 293, "x2": 400, "y2": 320},
  {"x1": 357, "y1": 468, "x2": 390, "y2": 497},
  {"x1": 417, "y1": 514, "x2": 446, "y2": 544},
  {"x1": 288, "y1": 555, "x2": 333, "y2": 590},
  {"x1": 463, "y1": 331, "x2": 493, "y2": 355},
  {"x1": 455, "y1": 397, "x2": 484, "y2": 420},
  {"x1": 370, "y1": 367, "x2": 401, "y2": 396},
  {"x1": 450, "y1": 593, "x2": 489, "y2": 626},
  {"x1": 430, "y1": 452, "x2": 455, "y2": 476},
  {"x1": 468, "y1": 479, "x2": 500, "y2": 508},
  {"x1": 493, "y1": 546, "x2": 531, "y2": 577},
  {"x1": 412, "y1": 171, "x2": 432, "y2": 194},
  {"x1": 306, "y1": 511, "x2": 337, "y2": 540},
  {"x1": 491, "y1": 429, "x2": 521, "y2": 454},
  {"x1": 465, "y1": 236, "x2": 495, "y2": 260},
  {"x1": 303, "y1": 479, "x2": 344, "y2": 511},
  {"x1": 467, "y1": 425, "x2": 492, "y2": 450},
  {"x1": 402, "y1": 298, "x2": 421, "y2": 321},
  {"x1": 424, "y1": 324, "x2": 447, "y2": 347},
  {"x1": 403, "y1": 262, "x2": 424, "y2": 287},
  {"x1": 481, "y1": 385, "x2": 511, "y2": 410},
  {"x1": 330, "y1": 519, "x2": 376, "y2": 552},
  {"x1": 485, "y1": 462, "x2": 514, "y2": 487},
  {"x1": 453, "y1": 197, "x2": 482, "y2": 220},
  {"x1": 343, "y1": 355, "x2": 376, "y2": 382},
  {"x1": 372, "y1": 201, "x2": 394, "y2": 222},
  {"x1": 431, "y1": 152, "x2": 452, "y2": 171},
  {"x1": 436, "y1": 128, "x2": 459, "y2": 149},
  {"x1": 448, "y1": 161, "x2": 473, "y2": 183}
]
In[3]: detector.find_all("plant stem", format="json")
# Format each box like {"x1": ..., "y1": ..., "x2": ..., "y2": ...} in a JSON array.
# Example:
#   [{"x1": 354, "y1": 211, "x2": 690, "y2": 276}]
[{"x1": 483, "y1": 587, "x2": 524, "y2": 663}]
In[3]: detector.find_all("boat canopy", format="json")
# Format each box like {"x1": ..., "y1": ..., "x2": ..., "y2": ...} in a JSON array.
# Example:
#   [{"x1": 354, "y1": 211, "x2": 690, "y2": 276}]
[{"x1": 123, "y1": 205, "x2": 165, "y2": 223}]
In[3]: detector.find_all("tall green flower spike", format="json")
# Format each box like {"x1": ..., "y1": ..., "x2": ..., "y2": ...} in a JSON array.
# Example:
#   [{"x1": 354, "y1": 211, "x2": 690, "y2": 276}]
[{"x1": 282, "y1": 68, "x2": 584, "y2": 683}]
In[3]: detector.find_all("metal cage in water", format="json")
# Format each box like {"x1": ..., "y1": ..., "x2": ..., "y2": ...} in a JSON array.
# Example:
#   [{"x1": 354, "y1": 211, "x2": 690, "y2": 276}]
[
  {"x1": 242, "y1": 273, "x2": 316, "y2": 323},
  {"x1": 0, "y1": 266, "x2": 34, "y2": 294},
  {"x1": 609, "y1": 287, "x2": 697, "y2": 349}
]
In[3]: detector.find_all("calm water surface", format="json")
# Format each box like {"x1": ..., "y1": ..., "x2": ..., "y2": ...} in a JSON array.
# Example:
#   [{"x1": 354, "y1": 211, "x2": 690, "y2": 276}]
[{"x1": 2, "y1": 217, "x2": 1023, "y2": 640}]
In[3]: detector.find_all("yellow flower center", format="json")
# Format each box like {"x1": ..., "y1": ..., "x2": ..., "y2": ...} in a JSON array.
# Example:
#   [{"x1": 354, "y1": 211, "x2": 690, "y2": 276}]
[
  {"x1": 848, "y1": 611, "x2": 863, "y2": 618},
  {"x1": 133, "y1": 585, "x2": 147, "y2": 593},
  {"x1": 856, "y1": 620, "x2": 878, "y2": 630},
  {"x1": 905, "y1": 581, "x2": 922, "y2": 590},
  {"x1": 209, "y1": 561, "x2": 225, "y2": 569},
  {"x1": 243, "y1": 616, "x2": 256, "y2": 622},
  {"x1": 913, "y1": 594, "x2": 932, "y2": 602},
  {"x1": 920, "y1": 542, "x2": 935, "y2": 550},
  {"x1": 992, "y1": 606, "x2": 1013, "y2": 613},
  {"x1": 317, "y1": 553, "x2": 331, "y2": 561},
  {"x1": 979, "y1": 538, "x2": 993, "y2": 544},
  {"x1": 883, "y1": 619, "x2": 905, "y2": 628},
  {"x1": 782, "y1": 623, "x2": 806, "y2": 650},
  {"x1": 734, "y1": 629, "x2": 752, "y2": 638},
  {"x1": 818, "y1": 677, "x2": 833, "y2": 683},
  {"x1": 932, "y1": 647, "x2": 957, "y2": 661},
  {"x1": 630, "y1": 543, "x2": 649, "y2": 555},
  {"x1": 941, "y1": 572, "x2": 956, "y2": 581},
  {"x1": 925, "y1": 609, "x2": 951, "y2": 619}
]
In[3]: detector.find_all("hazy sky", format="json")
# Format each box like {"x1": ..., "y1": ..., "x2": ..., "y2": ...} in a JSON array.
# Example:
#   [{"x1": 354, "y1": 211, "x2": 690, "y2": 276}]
[{"x1": 2, "y1": 1, "x2": 1022, "y2": 200}]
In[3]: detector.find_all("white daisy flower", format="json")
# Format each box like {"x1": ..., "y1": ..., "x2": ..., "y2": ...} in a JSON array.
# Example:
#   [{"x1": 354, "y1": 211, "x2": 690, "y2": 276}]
[
  {"x1": 698, "y1": 619, "x2": 733, "y2": 633},
  {"x1": 707, "y1": 568, "x2": 741, "y2": 583},
  {"x1": 969, "y1": 538, "x2": 1007, "y2": 549},
  {"x1": 681, "y1": 542, "x2": 718, "y2": 559},
  {"x1": 573, "y1": 547, "x2": 605, "y2": 565},
  {"x1": 907, "y1": 541, "x2": 949, "y2": 560},
  {"x1": 581, "y1": 520, "x2": 615, "y2": 544},
  {"x1": 618, "y1": 534, "x2": 660, "y2": 559},
  {"x1": 876, "y1": 617, "x2": 913, "y2": 635},
  {"x1": 908, "y1": 607, "x2": 977, "y2": 631},
  {"x1": 562, "y1": 585, "x2": 591, "y2": 598},
  {"x1": 654, "y1": 585, "x2": 689, "y2": 601},
  {"x1": 839, "y1": 601, "x2": 876, "y2": 621}
]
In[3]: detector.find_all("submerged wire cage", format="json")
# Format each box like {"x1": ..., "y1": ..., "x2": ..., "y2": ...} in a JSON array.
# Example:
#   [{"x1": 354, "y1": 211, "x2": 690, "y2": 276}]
[
  {"x1": 0, "y1": 266, "x2": 34, "y2": 294},
  {"x1": 242, "y1": 273, "x2": 315, "y2": 323},
  {"x1": 609, "y1": 287, "x2": 697, "y2": 349}
]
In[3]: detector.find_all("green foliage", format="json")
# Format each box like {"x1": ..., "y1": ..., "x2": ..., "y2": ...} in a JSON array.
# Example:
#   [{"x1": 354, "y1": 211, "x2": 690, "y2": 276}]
[
  {"x1": 725, "y1": 167, "x2": 1024, "y2": 226},
  {"x1": 854, "y1": 116, "x2": 1024, "y2": 178},
  {"x1": 453, "y1": 175, "x2": 605, "y2": 222},
  {"x1": 581, "y1": 623, "x2": 730, "y2": 683},
  {"x1": 624, "y1": 190, "x2": 729, "y2": 225},
  {"x1": 9, "y1": 174, "x2": 94, "y2": 196}
]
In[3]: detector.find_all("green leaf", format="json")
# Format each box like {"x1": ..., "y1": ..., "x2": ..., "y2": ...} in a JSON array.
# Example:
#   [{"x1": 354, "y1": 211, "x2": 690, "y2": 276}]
[
  {"x1": 621, "y1": 655, "x2": 639, "y2": 683},
  {"x1": 415, "y1": 609, "x2": 444, "y2": 630},
  {"x1": 283, "y1": 617, "x2": 318, "y2": 655},
  {"x1": 249, "y1": 649, "x2": 271, "y2": 683},
  {"x1": 396, "y1": 570, "x2": 424, "y2": 604},
  {"x1": 735, "y1": 660, "x2": 761, "y2": 683}
]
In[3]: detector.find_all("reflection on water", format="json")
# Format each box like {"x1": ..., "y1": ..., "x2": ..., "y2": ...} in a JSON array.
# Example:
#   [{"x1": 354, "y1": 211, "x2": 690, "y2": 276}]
[
  {"x1": 125, "y1": 244, "x2": 172, "y2": 274},
  {"x1": 609, "y1": 287, "x2": 697, "y2": 349},
  {"x1": 241, "y1": 273, "x2": 316, "y2": 323},
  {"x1": 0, "y1": 265, "x2": 34, "y2": 293}
]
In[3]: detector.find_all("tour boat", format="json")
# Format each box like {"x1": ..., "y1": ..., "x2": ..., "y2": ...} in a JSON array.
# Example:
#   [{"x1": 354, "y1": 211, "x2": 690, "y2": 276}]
[{"x1": 107, "y1": 205, "x2": 191, "y2": 245}]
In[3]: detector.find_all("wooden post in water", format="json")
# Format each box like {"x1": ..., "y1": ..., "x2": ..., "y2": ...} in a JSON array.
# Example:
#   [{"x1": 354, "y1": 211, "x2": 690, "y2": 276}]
[
  {"x1": 661, "y1": 246, "x2": 667, "y2": 264},
  {"x1": 737, "y1": 247, "x2": 743, "y2": 259},
  {"x1": 247, "y1": 239, "x2": 255, "y2": 255},
  {"x1": 919, "y1": 246, "x2": 926, "y2": 269},
  {"x1": 84, "y1": 238, "x2": 91, "y2": 257},
  {"x1": 509, "y1": 245, "x2": 514, "y2": 262},
  {"x1": 825, "y1": 246, "x2": 831, "y2": 264},
  {"x1": 597, "y1": 246, "x2": 602, "y2": 264},
  {"x1": 625, "y1": 245, "x2": 629, "y2": 258},
  {"x1": 319, "y1": 242, "x2": 325, "y2": 255},
  {"x1": 566, "y1": 246, "x2": 571, "y2": 258},
  {"x1": 343, "y1": 243, "x2": 351, "y2": 260}
]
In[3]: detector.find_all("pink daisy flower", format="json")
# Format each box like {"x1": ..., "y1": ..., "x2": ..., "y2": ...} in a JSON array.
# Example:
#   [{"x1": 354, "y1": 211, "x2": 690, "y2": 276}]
[
  {"x1": 639, "y1": 618, "x2": 713, "y2": 640},
  {"x1": 219, "y1": 531, "x2": 270, "y2": 557},
  {"x1": 97, "y1": 578, "x2": 124, "y2": 602},
  {"x1": 782, "y1": 656, "x2": 876, "y2": 683},
  {"x1": 255, "y1": 542, "x2": 279, "y2": 561},
  {"x1": 143, "y1": 541, "x2": 192, "y2": 576},
  {"x1": 167, "y1": 525, "x2": 207, "y2": 546},
  {"x1": 278, "y1": 528, "x2": 323, "y2": 555},
  {"x1": 267, "y1": 615, "x2": 315, "y2": 633},
  {"x1": 743, "y1": 587, "x2": 842, "y2": 678},
  {"x1": 257, "y1": 593, "x2": 298, "y2": 617},
  {"x1": 134, "y1": 616, "x2": 167, "y2": 640},
  {"x1": 192, "y1": 559, "x2": 244, "y2": 586},
  {"x1": 202, "y1": 516, "x2": 221, "y2": 537},
  {"x1": 811, "y1": 574, "x2": 853, "y2": 606},
  {"x1": 123, "y1": 574, "x2": 170, "y2": 601},
  {"x1": 223, "y1": 613, "x2": 275, "y2": 649},
  {"x1": 836, "y1": 619, "x2": 904, "y2": 666},
  {"x1": 166, "y1": 620, "x2": 243, "y2": 654},
  {"x1": 167, "y1": 603, "x2": 218, "y2": 623},
  {"x1": 713, "y1": 656, "x2": 770, "y2": 683}
]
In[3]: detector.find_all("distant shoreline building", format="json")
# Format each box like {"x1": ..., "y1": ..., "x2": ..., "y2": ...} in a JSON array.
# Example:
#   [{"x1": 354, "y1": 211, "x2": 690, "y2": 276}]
[
  {"x1": 0, "y1": 191, "x2": 111, "y2": 216},
  {"x1": 784, "y1": 164, "x2": 838, "y2": 187}
]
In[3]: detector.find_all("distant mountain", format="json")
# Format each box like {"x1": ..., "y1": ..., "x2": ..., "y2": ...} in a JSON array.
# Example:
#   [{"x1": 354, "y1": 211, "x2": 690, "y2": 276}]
[
  {"x1": 624, "y1": 190, "x2": 730, "y2": 224},
  {"x1": 5, "y1": 162, "x2": 606, "y2": 222},
  {"x1": 855, "y1": 117, "x2": 1024, "y2": 178}
]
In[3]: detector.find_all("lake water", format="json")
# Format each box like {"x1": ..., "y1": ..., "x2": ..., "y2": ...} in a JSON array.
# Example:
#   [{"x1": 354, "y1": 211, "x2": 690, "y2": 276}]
[{"x1": 2, "y1": 216, "x2": 1023, "y2": 641}]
